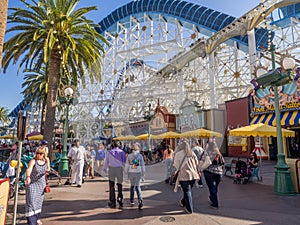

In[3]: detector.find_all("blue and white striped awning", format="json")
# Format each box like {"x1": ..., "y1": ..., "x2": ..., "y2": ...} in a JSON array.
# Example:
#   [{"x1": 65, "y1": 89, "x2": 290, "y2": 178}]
[{"x1": 250, "y1": 111, "x2": 300, "y2": 126}]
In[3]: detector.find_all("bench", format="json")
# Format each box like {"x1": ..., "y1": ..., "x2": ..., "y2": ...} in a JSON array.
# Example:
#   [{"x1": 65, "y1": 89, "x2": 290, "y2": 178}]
[{"x1": 224, "y1": 159, "x2": 237, "y2": 176}]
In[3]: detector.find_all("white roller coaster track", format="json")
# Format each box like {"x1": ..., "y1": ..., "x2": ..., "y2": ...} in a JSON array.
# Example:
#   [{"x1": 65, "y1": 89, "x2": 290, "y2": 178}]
[{"x1": 68, "y1": 0, "x2": 300, "y2": 141}]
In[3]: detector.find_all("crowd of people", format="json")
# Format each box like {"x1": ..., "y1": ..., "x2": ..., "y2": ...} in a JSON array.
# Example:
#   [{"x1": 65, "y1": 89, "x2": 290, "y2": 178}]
[
  {"x1": 65, "y1": 140, "x2": 148, "y2": 209},
  {"x1": 1, "y1": 137, "x2": 264, "y2": 224},
  {"x1": 63, "y1": 137, "x2": 227, "y2": 214}
]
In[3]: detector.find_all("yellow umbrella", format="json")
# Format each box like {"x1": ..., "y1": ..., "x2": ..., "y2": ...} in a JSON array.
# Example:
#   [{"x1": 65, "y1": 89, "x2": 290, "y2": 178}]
[
  {"x1": 113, "y1": 135, "x2": 138, "y2": 141},
  {"x1": 180, "y1": 128, "x2": 222, "y2": 138},
  {"x1": 28, "y1": 134, "x2": 44, "y2": 140},
  {"x1": 0, "y1": 134, "x2": 17, "y2": 139},
  {"x1": 155, "y1": 131, "x2": 181, "y2": 139},
  {"x1": 229, "y1": 123, "x2": 295, "y2": 137},
  {"x1": 136, "y1": 133, "x2": 157, "y2": 140}
]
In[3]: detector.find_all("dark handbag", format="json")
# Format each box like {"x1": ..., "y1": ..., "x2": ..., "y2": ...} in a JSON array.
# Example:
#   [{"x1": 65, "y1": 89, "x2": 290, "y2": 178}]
[
  {"x1": 169, "y1": 153, "x2": 187, "y2": 185},
  {"x1": 44, "y1": 185, "x2": 50, "y2": 193},
  {"x1": 170, "y1": 171, "x2": 179, "y2": 184}
]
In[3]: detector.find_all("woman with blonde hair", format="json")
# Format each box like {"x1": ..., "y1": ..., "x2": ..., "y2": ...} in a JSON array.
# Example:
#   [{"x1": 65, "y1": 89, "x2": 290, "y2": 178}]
[
  {"x1": 25, "y1": 146, "x2": 50, "y2": 225},
  {"x1": 173, "y1": 140, "x2": 200, "y2": 214}
]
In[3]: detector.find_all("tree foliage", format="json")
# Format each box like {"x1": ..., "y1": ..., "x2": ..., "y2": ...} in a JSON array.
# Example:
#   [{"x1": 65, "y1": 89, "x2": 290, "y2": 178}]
[{"x1": 2, "y1": 0, "x2": 108, "y2": 153}]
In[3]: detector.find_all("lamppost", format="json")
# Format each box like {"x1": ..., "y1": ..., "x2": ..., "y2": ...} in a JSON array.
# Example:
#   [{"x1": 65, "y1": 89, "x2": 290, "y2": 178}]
[
  {"x1": 58, "y1": 85, "x2": 76, "y2": 177},
  {"x1": 254, "y1": 42, "x2": 295, "y2": 195},
  {"x1": 143, "y1": 103, "x2": 155, "y2": 153}
]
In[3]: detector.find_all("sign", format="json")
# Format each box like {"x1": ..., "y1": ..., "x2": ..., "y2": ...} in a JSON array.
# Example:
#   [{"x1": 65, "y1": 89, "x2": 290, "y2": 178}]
[
  {"x1": 250, "y1": 69, "x2": 300, "y2": 114},
  {"x1": 228, "y1": 136, "x2": 247, "y2": 151},
  {"x1": 17, "y1": 111, "x2": 27, "y2": 141}
]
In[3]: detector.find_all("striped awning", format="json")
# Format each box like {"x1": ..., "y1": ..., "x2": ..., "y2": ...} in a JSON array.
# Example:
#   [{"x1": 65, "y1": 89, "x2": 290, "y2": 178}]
[{"x1": 250, "y1": 111, "x2": 300, "y2": 126}]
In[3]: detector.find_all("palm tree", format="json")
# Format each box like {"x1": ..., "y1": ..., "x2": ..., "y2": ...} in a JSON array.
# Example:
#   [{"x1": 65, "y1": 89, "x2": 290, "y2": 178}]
[
  {"x1": 2, "y1": 0, "x2": 108, "y2": 154},
  {"x1": 0, "y1": 0, "x2": 8, "y2": 66},
  {"x1": 22, "y1": 66, "x2": 75, "y2": 134},
  {"x1": 0, "y1": 106, "x2": 9, "y2": 125}
]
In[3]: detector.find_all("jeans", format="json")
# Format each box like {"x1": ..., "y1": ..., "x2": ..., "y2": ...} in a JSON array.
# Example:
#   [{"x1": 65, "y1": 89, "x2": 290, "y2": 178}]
[
  {"x1": 129, "y1": 172, "x2": 142, "y2": 202},
  {"x1": 179, "y1": 180, "x2": 195, "y2": 213},
  {"x1": 95, "y1": 160, "x2": 104, "y2": 175},
  {"x1": 203, "y1": 170, "x2": 221, "y2": 208},
  {"x1": 27, "y1": 214, "x2": 39, "y2": 225},
  {"x1": 108, "y1": 167, "x2": 124, "y2": 204},
  {"x1": 164, "y1": 158, "x2": 173, "y2": 179}
]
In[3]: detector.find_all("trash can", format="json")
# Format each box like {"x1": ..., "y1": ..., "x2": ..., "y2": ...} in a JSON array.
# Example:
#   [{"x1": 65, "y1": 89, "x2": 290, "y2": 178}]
[{"x1": 286, "y1": 159, "x2": 300, "y2": 194}]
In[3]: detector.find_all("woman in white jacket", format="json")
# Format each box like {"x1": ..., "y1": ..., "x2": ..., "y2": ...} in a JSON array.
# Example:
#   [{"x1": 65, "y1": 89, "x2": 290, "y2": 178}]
[
  {"x1": 124, "y1": 143, "x2": 145, "y2": 209},
  {"x1": 173, "y1": 140, "x2": 200, "y2": 214}
]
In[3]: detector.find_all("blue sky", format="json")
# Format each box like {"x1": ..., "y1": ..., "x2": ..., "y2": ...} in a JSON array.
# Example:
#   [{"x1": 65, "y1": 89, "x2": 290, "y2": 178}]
[{"x1": 0, "y1": 0, "x2": 261, "y2": 111}]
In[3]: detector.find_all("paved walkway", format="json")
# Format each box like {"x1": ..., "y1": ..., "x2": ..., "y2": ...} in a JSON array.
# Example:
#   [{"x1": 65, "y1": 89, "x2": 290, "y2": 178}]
[{"x1": 6, "y1": 159, "x2": 300, "y2": 225}]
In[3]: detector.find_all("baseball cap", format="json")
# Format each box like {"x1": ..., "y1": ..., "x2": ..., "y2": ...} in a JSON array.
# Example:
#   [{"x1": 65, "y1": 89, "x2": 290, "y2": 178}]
[{"x1": 42, "y1": 140, "x2": 48, "y2": 145}]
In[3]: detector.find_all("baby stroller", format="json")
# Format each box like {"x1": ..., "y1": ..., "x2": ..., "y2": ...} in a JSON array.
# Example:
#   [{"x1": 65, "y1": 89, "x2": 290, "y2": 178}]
[{"x1": 233, "y1": 160, "x2": 249, "y2": 184}]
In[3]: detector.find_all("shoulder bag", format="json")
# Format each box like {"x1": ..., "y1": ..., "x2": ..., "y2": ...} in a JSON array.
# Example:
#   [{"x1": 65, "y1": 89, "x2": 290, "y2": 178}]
[
  {"x1": 200, "y1": 152, "x2": 212, "y2": 171},
  {"x1": 170, "y1": 153, "x2": 187, "y2": 185}
]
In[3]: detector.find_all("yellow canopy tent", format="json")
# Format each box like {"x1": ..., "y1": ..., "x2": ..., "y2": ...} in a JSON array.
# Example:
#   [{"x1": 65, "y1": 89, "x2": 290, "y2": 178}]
[
  {"x1": 0, "y1": 134, "x2": 17, "y2": 139},
  {"x1": 180, "y1": 128, "x2": 222, "y2": 138},
  {"x1": 136, "y1": 133, "x2": 157, "y2": 140},
  {"x1": 27, "y1": 134, "x2": 44, "y2": 140},
  {"x1": 229, "y1": 123, "x2": 295, "y2": 137},
  {"x1": 112, "y1": 135, "x2": 138, "y2": 141},
  {"x1": 229, "y1": 123, "x2": 295, "y2": 177},
  {"x1": 155, "y1": 131, "x2": 181, "y2": 139}
]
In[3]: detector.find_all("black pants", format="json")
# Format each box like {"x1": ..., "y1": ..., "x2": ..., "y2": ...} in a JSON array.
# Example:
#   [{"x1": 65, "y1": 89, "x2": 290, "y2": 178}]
[
  {"x1": 108, "y1": 167, "x2": 123, "y2": 204},
  {"x1": 203, "y1": 171, "x2": 221, "y2": 208}
]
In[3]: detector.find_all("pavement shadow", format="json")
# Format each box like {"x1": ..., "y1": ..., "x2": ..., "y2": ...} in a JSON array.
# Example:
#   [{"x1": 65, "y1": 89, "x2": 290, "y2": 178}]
[
  {"x1": 38, "y1": 181, "x2": 185, "y2": 223},
  {"x1": 38, "y1": 177, "x2": 300, "y2": 224},
  {"x1": 10, "y1": 161, "x2": 300, "y2": 225},
  {"x1": 17, "y1": 177, "x2": 300, "y2": 225}
]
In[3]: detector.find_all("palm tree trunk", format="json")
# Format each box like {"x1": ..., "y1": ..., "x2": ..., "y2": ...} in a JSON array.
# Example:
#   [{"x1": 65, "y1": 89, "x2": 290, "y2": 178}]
[
  {"x1": 43, "y1": 50, "x2": 61, "y2": 159},
  {"x1": 0, "y1": 0, "x2": 8, "y2": 66},
  {"x1": 40, "y1": 101, "x2": 46, "y2": 135}
]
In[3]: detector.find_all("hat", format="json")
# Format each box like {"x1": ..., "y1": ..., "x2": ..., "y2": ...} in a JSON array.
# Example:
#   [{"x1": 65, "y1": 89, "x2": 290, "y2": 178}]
[
  {"x1": 134, "y1": 142, "x2": 141, "y2": 149},
  {"x1": 42, "y1": 140, "x2": 48, "y2": 145}
]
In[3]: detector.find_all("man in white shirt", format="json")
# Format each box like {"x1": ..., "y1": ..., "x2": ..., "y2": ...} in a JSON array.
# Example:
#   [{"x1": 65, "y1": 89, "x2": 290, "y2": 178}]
[{"x1": 67, "y1": 139, "x2": 85, "y2": 187}]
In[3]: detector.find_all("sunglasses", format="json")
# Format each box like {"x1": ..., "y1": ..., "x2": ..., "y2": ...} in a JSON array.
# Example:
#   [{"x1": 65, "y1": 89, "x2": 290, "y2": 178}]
[{"x1": 37, "y1": 152, "x2": 44, "y2": 155}]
